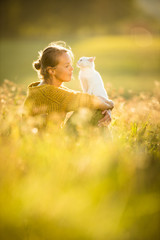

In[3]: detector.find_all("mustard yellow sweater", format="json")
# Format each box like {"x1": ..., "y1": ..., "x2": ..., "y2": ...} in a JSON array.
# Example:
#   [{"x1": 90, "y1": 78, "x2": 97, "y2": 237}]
[{"x1": 23, "y1": 81, "x2": 104, "y2": 117}]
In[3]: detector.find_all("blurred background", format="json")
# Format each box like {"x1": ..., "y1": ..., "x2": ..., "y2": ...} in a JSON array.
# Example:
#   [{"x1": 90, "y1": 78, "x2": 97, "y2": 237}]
[
  {"x1": 0, "y1": 0, "x2": 160, "y2": 94},
  {"x1": 0, "y1": 1, "x2": 160, "y2": 239}
]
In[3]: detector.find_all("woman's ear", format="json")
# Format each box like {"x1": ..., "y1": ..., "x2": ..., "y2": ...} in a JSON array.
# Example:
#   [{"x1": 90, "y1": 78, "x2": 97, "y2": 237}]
[{"x1": 47, "y1": 67, "x2": 55, "y2": 75}]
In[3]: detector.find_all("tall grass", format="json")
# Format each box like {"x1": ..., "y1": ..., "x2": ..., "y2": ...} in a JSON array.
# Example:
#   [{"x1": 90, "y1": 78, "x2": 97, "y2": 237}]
[{"x1": 0, "y1": 79, "x2": 160, "y2": 240}]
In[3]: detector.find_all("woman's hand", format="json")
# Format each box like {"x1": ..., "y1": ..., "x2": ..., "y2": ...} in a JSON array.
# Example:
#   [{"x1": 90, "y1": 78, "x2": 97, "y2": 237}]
[{"x1": 98, "y1": 110, "x2": 111, "y2": 127}]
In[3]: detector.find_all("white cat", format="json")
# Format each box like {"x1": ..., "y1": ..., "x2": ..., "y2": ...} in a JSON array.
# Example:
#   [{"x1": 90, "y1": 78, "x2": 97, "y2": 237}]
[{"x1": 77, "y1": 56, "x2": 114, "y2": 121}]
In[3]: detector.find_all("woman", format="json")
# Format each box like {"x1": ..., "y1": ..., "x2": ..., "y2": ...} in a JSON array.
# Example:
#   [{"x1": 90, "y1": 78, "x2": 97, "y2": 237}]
[{"x1": 23, "y1": 41, "x2": 113, "y2": 128}]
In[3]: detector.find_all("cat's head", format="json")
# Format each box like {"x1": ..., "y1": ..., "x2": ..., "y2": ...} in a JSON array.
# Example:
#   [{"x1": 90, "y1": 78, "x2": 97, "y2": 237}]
[{"x1": 77, "y1": 57, "x2": 95, "y2": 68}]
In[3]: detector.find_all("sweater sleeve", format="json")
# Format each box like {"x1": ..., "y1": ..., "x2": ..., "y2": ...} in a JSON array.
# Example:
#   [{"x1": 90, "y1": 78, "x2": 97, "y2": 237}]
[
  {"x1": 42, "y1": 85, "x2": 103, "y2": 112},
  {"x1": 61, "y1": 91, "x2": 102, "y2": 112}
]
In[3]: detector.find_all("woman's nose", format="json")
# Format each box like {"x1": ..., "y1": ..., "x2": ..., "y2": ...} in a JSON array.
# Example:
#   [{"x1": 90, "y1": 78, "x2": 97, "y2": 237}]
[{"x1": 70, "y1": 66, "x2": 74, "y2": 71}]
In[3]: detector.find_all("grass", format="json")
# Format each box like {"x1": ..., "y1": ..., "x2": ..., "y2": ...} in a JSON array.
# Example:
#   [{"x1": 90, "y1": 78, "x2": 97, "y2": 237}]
[
  {"x1": 0, "y1": 36, "x2": 160, "y2": 239},
  {"x1": 0, "y1": 78, "x2": 160, "y2": 240}
]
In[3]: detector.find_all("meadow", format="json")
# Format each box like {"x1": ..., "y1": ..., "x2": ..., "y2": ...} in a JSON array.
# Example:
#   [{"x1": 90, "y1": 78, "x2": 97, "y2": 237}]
[{"x1": 0, "y1": 36, "x2": 160, "y2": 240}]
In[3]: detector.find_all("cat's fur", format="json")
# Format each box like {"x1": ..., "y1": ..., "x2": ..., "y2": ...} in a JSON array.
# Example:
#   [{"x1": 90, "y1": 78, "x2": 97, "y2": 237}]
[{"x1": 77, "y1": 56, "x2": 113, "y2": 122}]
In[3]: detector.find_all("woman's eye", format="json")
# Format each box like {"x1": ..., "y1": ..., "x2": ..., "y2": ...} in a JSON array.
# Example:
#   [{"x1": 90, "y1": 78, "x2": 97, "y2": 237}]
[{"x1": 66, "y1": 65, "x2": 72, "y2": 68}]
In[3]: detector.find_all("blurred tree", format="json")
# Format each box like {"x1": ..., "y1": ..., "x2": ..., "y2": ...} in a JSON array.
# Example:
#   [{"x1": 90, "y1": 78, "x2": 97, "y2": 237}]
[{"x1": 0, "y1": 0, "x2": 159, "y2": 37}]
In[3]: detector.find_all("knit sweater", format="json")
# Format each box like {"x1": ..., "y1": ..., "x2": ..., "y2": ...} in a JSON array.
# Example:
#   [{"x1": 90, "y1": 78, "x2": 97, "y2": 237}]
[{"x1": 23, "y1": 81, "x2": 105, "y2": 117}]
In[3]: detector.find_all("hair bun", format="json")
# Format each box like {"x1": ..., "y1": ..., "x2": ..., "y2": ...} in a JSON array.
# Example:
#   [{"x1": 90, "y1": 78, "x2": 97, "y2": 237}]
[{"x1": 33, "y1": 60, "x2": 41, "y2": 70}]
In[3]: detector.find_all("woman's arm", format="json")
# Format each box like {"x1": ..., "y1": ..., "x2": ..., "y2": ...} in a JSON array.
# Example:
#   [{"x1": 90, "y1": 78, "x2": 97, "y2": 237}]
[
  {"x1": 91, "y1": 96, "x2": 114, "y2": 111},
  {"x1": 61, "y1": 91, "x2": 114, "y2": 112},
  {"x1": 42, "y1": 85, "x2": 114, "y2": 112},
  {"x1": 97, "y1": 96, "x2": 114, "y2": 110}
]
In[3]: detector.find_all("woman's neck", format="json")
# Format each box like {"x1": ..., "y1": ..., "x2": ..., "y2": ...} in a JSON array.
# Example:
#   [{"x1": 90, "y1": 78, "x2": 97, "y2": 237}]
[{"x1": 44, "y1": 76, "x2": 62, "y2": 87}]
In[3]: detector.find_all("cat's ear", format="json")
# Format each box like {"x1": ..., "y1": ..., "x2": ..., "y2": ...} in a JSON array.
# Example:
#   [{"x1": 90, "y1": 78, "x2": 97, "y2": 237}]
[{"x1": 89, "y1": 57, "x2": 96, "y2": 62}]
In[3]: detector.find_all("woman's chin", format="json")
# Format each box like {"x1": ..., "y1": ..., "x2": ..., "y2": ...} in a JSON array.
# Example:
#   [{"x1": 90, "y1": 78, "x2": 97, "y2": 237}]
[
  {"x1": 67, "y1": 76, "x2": 72, "y2": 81},
  {"x1": 63, "y1": 78, "x2": 71, "y2": 82}
]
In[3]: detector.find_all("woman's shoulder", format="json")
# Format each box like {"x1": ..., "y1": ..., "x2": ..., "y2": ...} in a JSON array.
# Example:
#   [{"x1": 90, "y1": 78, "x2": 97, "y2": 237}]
[
  {"x1": 42, "y1": 84, "x2": 80, "y2": 95},
  {"x1": 60, "y1": 85, "x2": 80, "y2": 93},
  {"x1": 27, "y1": 81, "x2": 82, "y2": 102},
  {"x1": 27, "y1": 81, "x2": 59, "y2": 93},
  {"x1": 27, "y1": 81, "x2": 41, "y2": 88}
]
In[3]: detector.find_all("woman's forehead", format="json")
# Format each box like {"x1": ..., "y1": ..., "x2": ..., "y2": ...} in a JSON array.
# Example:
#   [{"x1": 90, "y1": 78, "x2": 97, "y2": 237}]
[{"x1": 58, "y1": 52, "x2": 72, "y2": 64}]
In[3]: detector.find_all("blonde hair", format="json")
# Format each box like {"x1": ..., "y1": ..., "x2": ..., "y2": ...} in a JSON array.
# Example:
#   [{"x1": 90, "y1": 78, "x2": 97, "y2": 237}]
[{"x1": 33, "y1": 41, "x2": 74, "y2": 82}]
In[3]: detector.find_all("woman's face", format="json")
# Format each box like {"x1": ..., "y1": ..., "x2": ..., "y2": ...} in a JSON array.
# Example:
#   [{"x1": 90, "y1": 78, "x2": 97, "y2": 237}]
[{"x1": 53, "y1": 52, "x2": 73, "y2": 83}]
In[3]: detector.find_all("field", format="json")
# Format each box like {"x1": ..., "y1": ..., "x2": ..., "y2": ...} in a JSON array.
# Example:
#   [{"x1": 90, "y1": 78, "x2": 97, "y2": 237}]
[{"x1": 0, "y1": 36, "x2": 160, "y2": 240}]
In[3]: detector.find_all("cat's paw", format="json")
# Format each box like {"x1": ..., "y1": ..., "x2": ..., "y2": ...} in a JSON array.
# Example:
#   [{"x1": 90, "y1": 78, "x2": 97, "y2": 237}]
[
  {"x1": 108, "y1": 99, "x2": 114, "y2": 109},
  {"x1": 97, "y1": 96, "x2": 114, "y2": 110},
  {"x1": 105, "y1": 99, "x2": 114, "y2": 110}
]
